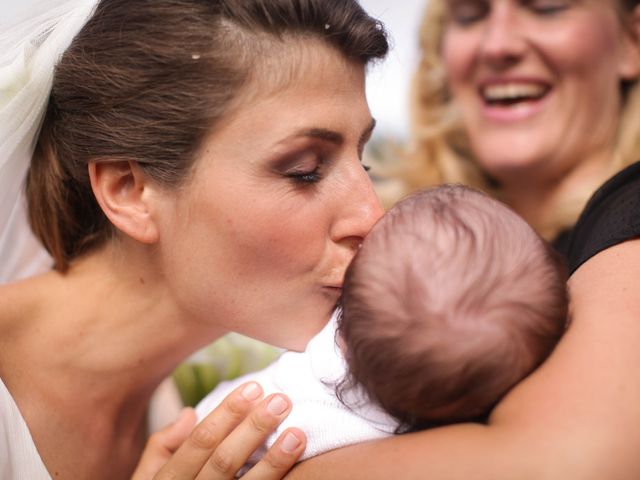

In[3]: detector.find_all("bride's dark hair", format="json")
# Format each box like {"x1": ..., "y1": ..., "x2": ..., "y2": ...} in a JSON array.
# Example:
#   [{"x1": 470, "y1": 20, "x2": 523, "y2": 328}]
[{"x1": 27, "y1": 0, "x2": 388, "y2": 271}]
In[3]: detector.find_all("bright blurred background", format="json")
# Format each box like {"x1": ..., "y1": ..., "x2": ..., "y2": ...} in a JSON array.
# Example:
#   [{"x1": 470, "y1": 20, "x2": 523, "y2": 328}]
[{"x1": 359, "y1": 0, "x2": 425, "y2": 140}]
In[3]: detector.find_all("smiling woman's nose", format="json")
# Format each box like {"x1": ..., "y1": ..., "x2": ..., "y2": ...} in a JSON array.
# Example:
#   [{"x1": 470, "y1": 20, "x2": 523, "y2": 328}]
[
  {"x1": 479, "y1": 6, "x2": 527, "y2": 67},
  {"x1": 330, "y1": 167, "x2": 384, "y2": 248}
]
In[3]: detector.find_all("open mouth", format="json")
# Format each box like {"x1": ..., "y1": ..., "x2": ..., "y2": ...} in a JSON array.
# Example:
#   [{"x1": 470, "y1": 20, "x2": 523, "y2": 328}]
[{"x1": 481, "y1": 82, "x2": 550, "y2": 107}]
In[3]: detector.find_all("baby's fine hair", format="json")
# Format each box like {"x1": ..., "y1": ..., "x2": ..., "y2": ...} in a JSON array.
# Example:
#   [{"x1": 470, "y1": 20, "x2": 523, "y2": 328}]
[{"x1": 339, "y1": 184, "x2": 568, "y2": 429}]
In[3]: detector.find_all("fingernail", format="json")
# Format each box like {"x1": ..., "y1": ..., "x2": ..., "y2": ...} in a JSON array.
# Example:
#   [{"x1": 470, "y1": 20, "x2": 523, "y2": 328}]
[
  {"x1": 281, "y1": 432, "x2": 301, "y2": 454},
  {"x1": 241, "y1": 382, "x2": 261, "y2": 401},
  {"x1": 267, "y1": 395, "x2": 288, "y2": 415}
]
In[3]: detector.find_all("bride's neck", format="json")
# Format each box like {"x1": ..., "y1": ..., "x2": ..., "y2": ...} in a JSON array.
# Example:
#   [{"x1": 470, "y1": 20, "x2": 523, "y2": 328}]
[
  {"x1": 0, "y1": 243, "x2": 225, "y2": 477},
  {"x1": 38, "y1": 246, "x2": 221, "y2": 399}
]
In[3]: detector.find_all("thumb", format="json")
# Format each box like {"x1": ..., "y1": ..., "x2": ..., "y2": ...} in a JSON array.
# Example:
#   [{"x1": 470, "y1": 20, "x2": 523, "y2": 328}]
[
  {"x1": 131, "y1": 407, "x2": 197, "y2": 480},
  {"x1": 155, "y1": 407, "x2": 197, "y2": 452}
]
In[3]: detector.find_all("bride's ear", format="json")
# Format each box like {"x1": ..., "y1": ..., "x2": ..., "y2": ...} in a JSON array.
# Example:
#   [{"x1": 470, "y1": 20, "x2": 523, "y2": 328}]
[{"x1": 88, "y1": 160, "x2": 160, "y2": 244}]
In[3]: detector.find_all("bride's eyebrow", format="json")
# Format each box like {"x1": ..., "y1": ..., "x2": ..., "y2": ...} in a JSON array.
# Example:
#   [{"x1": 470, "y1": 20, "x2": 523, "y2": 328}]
[
  {"x1": 299, "y1": 128, "x2": 344, "y2": 145},
  {"x1": 274, "y1": 118, "x2": 377, "y2": 147}
]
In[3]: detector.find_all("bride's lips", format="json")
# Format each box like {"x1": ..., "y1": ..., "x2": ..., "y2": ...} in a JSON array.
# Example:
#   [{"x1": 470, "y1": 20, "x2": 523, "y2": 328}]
[{"x1": 322, "y1": 285, "x2": 343, "y2": 298}]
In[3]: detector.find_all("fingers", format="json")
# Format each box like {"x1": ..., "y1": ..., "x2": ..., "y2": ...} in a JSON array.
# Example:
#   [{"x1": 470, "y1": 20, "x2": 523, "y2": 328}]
[
  {"x1": 156, "y1": 408, "x2": 198, "y2": 452},
  {"x1": 194, "y1": 393, "x2": 295, "y2": 480},
  {"x1": 156, "y1": 381, "x2": 265, "y2": 479},
  {"x1": 131, "y1": 407, "x2": 197, "y2": 480},
  {"x1": 242, "y1": 428, "x2": 306, "y2": 480},
  {"x1": 152, "y1": 381, "x2": 306, "y2": 480}
]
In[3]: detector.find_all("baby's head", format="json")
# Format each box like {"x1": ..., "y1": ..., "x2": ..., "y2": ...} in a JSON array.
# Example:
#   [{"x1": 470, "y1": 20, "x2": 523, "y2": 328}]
[{"x1": 338, "y1": 185, "x2": 568, "y2": 430}]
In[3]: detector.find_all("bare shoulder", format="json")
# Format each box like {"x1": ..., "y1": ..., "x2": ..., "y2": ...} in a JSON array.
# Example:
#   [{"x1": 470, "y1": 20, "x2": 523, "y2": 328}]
[
  {"x1": 568, "y1": 237, "x2": 640, "y2": 309},
  {"x1": 0, "y1": 274, "x2": 54, "y2": 356},
  {"x1": 0, "y1": 276, "x2": 44, "y2": 320},
  {"x1": 0, "y1": 280, "x2": 28, "y2": 332},
  {"x1": 490, "y1": 237, "x2": 640, "y2": 477}
]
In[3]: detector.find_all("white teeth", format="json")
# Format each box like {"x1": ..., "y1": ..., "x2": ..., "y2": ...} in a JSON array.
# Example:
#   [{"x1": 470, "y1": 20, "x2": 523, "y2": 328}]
[{"x1": 483, "y1": 83, "x2": 546, "y2": 101}]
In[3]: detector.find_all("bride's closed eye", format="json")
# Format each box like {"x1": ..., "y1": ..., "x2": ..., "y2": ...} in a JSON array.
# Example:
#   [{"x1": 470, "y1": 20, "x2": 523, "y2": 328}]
[
  {"x1": 279, "y1": 150, "x2": 326, "y2": 185},
  {"x1": 285, "y1": 164, "x2": 323, "y2": 184}
]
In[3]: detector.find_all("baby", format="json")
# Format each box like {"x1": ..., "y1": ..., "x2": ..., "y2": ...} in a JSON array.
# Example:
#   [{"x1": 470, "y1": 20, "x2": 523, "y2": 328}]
[{"x1": 195, "y1": 184, "x2": 568, "y2": 469}]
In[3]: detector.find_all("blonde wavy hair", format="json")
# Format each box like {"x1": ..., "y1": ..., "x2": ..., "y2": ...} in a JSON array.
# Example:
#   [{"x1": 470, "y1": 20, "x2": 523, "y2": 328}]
[{"x1": 402, "y1": 0, "x2": 640, "y2": 239}]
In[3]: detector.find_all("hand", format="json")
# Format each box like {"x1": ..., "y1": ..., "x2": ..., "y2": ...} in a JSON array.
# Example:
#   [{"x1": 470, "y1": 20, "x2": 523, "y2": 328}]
[
  {"x1": 132, "y1": 382, "x2": 306, "y2": 479},
  {"x1": 132, "y1": 407, "x2": 197, "y2": 480}
]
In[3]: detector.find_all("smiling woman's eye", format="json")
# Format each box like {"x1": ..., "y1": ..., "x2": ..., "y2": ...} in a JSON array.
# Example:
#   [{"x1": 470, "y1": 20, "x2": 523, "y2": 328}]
[
  {"x1": 448, "y1": 0, "x2": 489, "y2": 25},
  {"x1": 526, "y1": 0, "x2": 571, "y2": 13}
]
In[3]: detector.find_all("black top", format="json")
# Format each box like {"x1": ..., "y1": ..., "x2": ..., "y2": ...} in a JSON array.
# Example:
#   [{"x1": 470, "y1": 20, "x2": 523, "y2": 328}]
[{"x1": 553, "y1": 161, "x2": 640, "y2": 276}]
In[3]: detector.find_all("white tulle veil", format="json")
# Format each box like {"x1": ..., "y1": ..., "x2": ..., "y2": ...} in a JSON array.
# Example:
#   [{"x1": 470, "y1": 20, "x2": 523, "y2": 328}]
[{"x1": 0, "y1": 0, "x2": 99, "y2": 283}]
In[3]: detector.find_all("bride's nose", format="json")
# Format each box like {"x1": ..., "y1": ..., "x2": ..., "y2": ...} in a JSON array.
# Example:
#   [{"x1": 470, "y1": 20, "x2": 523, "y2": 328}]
[{"x1": 329, "y1": 161, "x2": 384, "y2": 251}]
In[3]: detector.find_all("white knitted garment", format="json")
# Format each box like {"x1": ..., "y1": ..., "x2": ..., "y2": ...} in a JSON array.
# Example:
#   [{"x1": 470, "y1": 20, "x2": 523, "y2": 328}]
[{"x1": 196, "y1": 310, "x2": 398, "y2": 473}]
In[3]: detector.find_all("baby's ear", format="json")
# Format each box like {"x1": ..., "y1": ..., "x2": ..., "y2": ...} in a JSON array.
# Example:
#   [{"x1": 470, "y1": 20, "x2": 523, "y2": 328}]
[
  {"x1": 88, "y1": 160, "x2": 160, "y2": 244},
  {"x1": 618, "y1": 5, "x2": 640, "y2": 80}
]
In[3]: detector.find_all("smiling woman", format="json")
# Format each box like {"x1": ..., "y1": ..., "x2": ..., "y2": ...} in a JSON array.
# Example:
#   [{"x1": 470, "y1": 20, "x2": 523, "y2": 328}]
[
  {"x1": 443, "y1": 0, "x2": 634, "y2": 187},
  {"x1": 405, "y1": 0, "x2": 640, "y2": 240}
]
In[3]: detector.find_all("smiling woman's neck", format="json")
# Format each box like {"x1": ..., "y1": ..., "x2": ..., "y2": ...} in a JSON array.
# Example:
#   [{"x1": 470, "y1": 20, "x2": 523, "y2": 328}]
[{"x1": 500, "y1": 150, "x2": 615, "y2": 240}]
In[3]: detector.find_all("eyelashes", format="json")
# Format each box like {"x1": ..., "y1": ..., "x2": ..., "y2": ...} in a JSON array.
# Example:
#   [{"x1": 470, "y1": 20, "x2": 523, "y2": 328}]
[
  {"x1": 286, "y1": 166, "x2": 323, "y2": 184},
  {"x1": 276, "y1": 139, "x2": 373, "y2": 186},
  {"x1": 449, "y1": 3, "x2": 484, "y2": 24},
  {"x1": 447, "y1": 0, "x2": 570, "y2": 26},
  {"x1": 280, "y1": 150, "x2": 324, "y2": 184},
  {"x1": 526, "y1": 0, "x2": 571, "y2": 14},
  {"x1": 285, "y1": 162, "x2": 371, "y2": 185},
  {"x1": 447, "y1": 0, "x2": 489, "y2": 25}
]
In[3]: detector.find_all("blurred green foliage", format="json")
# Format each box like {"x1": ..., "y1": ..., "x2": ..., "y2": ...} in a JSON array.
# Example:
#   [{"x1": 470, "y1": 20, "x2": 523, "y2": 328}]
[{"x1": 172, "y1": 334, "x2": 283, "y2": 407}]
